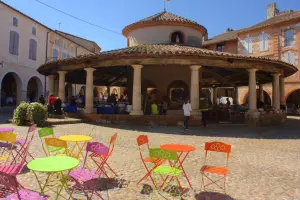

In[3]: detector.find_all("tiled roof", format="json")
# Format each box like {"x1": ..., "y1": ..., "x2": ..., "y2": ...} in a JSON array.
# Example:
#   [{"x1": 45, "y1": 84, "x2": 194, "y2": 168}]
[
  {"x1": 202, "y1": 30, "x2": 240, "y2": 46},
  {"x1": 122, "y1": 11, "x2": 207, "y2": 36},
  {"x1": 39, "y1": 44, "x2": 297, "y2": 75},
  {"x1": 203, "y1": 10, "x2": 300, "y2": 45},
  {"x1": 241, "y1": 10, "x2": 300, "y2": 33},
  {"x1": 137, "y1": 10, "x2": 199, "y2": 25},
  {"x1": 56, "y1": 31, "x2": 101, "y2": 53}
]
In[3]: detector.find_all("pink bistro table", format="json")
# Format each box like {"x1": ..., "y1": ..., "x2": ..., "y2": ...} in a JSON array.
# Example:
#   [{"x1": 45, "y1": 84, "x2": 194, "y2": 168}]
[{"x1": 0, "y1": 128, "x2": 15, "y2": 133}]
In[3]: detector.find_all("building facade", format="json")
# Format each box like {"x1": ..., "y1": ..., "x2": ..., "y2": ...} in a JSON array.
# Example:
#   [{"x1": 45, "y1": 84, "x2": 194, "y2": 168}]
[
  {"x1": 203, "y1": 2, "x2": 300, "y2": 113},
  {"x1": 0, "y1": 2, "x2": 100, "y2": 108}
]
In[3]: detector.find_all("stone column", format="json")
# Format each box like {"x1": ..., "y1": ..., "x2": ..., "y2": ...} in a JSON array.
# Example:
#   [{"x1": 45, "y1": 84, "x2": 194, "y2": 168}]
[
  {"x1": 234, "y1": 86, "x2": 239, "y2": 105},
  {"x1": 259, "y1": 84, "x2": 264, "y2": 103},
  {"x1": 248, "y1": 68, "x2": 258, "y2": 111},
  {"x1": 48, "y1": 75, "x2": 55, "y2": 96},
  {"x1": 130, "y1": 65, "x2": 143, "y2": 115},
  {"x1": 58, "y1": 71, "x2": 67, "y2": 102},
  {"x1": 84, "y1": 68, "x2": 95, "y2": 113},
  {"x1": 67, "y1": 84, "x2": 73, "y2": 104},
  {"x1": 54, "y1": 80, "x2": 59, "y2": 97},
  {"x1": 190, "y1": 65, "x2": 201, "y2": 116},
  {"x1": 280, "y1": 77, "x2": 285, "y2": 105},
  {"x1": 272, "y1": 73, "x2": 280, "y2": 110}
]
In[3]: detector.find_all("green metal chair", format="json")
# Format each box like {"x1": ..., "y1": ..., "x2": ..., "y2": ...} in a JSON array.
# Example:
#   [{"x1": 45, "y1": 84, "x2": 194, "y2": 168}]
[
  {"x1": 38, "y1": 128, "x2": 65, "y2": 156},
  {"x1": 149, "y1": 148, "x2": 183, "y2": 195}
]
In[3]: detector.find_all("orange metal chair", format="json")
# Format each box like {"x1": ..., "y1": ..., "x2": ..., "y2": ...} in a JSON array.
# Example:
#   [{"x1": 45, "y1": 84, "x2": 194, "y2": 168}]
[
  {"x1": 136, "y1": 135, "x2": 164, "y2": 185},
  {"x1": 90, "y1": 133, "x2": 118, "y2": 180},
  {"x1": 200, "y1": 141, "x2": 231, "y2": 193}
]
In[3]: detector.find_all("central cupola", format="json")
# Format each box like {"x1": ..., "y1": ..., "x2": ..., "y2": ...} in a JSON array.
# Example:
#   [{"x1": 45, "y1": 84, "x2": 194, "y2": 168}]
[{"x1": 122, "y1": 11, "x2": 207, "y2": 47}]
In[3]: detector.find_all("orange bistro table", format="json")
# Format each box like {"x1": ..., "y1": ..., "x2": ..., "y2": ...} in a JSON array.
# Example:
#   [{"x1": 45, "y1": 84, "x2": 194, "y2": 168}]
[
  {"x1": 59, "y1": 135, "x2": 92, "y2": 161},
  {"x1": 160, "y1": 144, "x2": 196, "y2": 189}
]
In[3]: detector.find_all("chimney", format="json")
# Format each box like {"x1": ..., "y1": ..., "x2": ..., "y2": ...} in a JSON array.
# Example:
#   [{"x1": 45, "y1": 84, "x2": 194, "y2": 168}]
[
  {"x1": 267, "y1": 2, "x2": 279, "y2": 19},
  {"x1": 226, "y1": 28, "x2": 233, "y2": 32}
]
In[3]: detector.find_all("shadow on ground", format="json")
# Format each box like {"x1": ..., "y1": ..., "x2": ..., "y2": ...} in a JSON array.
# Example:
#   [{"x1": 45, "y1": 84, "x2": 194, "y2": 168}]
[
  {"x1": 85, "y1": 116, "x2": 300, "y2": 139},
  {"x1": 195, "y1": 192, "x2": 235, "y2": 200}
]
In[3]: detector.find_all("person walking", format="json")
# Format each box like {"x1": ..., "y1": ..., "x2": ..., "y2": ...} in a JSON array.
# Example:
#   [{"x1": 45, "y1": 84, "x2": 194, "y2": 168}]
[{"x1": 182, "y1": 99, "x2": 192, "y2": 131}]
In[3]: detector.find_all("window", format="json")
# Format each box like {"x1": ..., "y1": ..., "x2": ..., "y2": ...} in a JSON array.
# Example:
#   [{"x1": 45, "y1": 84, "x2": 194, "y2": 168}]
[
  {"x1": 57, "y1": 39, "x2": 63, "y2": 47},
  {"x1": 170, "y1": 31, "x2": 184, "y2": 44},
  {"x1": 13, "y1": 17, "x2": 18, "y2": 27},
  {"x1": 63, "y1": 41, "x2": 67, "y2": 49},
  {"x1": 9, "y1": 31, "x2": 19, "y2": 55},
  {"x1": 80, "y1": 49, "x2": 84, "y2": 55},
  {"x1": 284, "y1": 29, "x2": 294, "y2": 47},
  {"x1": 62, "y1": 52, "x2": 68, "y2": 59},
  {"x1": 282, "y1": 51, "x2": 295, "y2": 65},
  {"x1": 70, "y1": 46, "x2": 74, "y2": 53},
  {"x1": 29, "y1": 39, "x2": 37, "y2": 60},
  {"x1": 216, "y1": 44, "x2": 225, "y2": 52},
  {"x1": 244, "y1": 36, "x2": 253, "y2": 54},
  {"x1": 52, "y1": 49, "x2": 58, "y2": 60},
  {"x1": 259, "y1": 32, "x2": 269, "y2": 52},
  {"x1": 32, "y1": 27, "x2": 36, "y2": 35}
]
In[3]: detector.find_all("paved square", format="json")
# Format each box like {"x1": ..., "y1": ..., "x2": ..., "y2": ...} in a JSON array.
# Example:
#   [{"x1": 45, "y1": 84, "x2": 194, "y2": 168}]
[{"x1": 0, "y1": 110, "x2": 300, "y2": 200}]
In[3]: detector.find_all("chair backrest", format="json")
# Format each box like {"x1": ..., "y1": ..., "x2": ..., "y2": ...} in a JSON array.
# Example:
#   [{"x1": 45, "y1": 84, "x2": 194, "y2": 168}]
[
  {"x1": 0, "y1": 132, "x2": 16, "y2": 143},
  {"x1": 38, "y1": 127, "x2": 54, "y2": 138},
  {"x1": 0, "y1": 171, "x2": 19, "y2": 196},
  {"x1": 10, "y1": 124, "x2": 36, "y2": 165},
  {"x1": 204, "y1": 142, "x2": 231, "y2": 165},
  {"x1": 84, "y1": 142, "x2": 109, "y2": 171},
  {"x1": 149, "y1": 148, "x2": 177, "y2": 161},
  {"x1": 137, "y1": 135, "x2": 149, "y2": 147},
  {"x1": 107, "y1": 133, "x2": 117, "y2": 156},
  {"x1": 44, "y1": 138, "x2": 69, "y2": 155}
]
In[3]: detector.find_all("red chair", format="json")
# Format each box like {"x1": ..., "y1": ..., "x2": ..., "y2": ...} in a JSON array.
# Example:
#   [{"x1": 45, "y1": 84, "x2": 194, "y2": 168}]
[
  {"x1": 90, "y1": 133, "x2": 118, "y2": 180},
  {"x1": 136, "y1": 135, "x2": 164, "y2": 185},
  {"x1": 200, "y1": 142, "x2": 231, "y2": 193}
]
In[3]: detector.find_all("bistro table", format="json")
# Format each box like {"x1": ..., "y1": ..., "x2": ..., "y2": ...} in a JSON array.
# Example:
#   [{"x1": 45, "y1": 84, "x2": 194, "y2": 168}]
[
  {"x1": 160, "y1": 144, "x2": 196, "y2": 189},
  {"x1": 27, "y1": 156, "x2": 79, "y2": 200},
  {"x1": 59, "y1": 135, "x2": 92, "y2": 161}
]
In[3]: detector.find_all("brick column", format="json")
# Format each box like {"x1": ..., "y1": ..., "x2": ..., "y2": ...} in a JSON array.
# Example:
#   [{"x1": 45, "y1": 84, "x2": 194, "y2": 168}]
[{"x1": 272, "y1": 73, "x2": 280, "y2": 110}]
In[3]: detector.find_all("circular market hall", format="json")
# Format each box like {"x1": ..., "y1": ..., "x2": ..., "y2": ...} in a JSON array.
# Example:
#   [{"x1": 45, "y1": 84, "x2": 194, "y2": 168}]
[{"x1": 38, "y1": 11, "x2": 297, "y2": 126}]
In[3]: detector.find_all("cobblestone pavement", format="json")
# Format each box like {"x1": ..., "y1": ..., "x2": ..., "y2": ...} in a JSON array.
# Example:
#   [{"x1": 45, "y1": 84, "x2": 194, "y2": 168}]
[{"x1": 1, "y1": 109, "x2": 300, "y2": 200}]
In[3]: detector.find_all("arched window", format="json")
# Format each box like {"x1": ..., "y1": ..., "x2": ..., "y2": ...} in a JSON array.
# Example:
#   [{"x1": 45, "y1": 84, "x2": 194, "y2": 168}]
[
  {"x1": 9, "y1": 31, "x2": 19, "y2": 55},
  {"x1": 29, "y1": 39, "x2": 37, "y2": 60},
  {"x1": 170, "y1": 31, "x2": 184, "y2": 44},
  {"x1": 13, "y1": 17, "x2": 18, "y2": 27},
  {"x1": 259, "y1": 32, "x2": 269, "y2": 52}
]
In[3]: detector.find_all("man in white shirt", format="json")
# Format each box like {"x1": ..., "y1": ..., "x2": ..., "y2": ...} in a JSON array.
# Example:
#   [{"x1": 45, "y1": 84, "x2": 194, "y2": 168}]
[{"x1": 182, "y1": 99, "x2": 192, "y2": 131}]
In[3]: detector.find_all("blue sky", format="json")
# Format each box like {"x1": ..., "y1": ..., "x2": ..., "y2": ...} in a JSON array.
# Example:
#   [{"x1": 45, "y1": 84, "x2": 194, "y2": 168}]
[{"x1": 3, "y1": 0, "x2": 300, "y2": 51}]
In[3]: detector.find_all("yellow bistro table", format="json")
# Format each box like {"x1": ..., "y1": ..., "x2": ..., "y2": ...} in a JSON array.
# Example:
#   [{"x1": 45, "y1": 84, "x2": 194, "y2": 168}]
[{"x1": 59, "y1": 135, "x2": 92, "y2": 161}]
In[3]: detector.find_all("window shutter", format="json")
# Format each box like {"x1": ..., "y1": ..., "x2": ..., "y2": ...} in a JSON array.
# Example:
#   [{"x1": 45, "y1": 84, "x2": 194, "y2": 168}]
[
  {"x1": 14, "y1": 32, "x2": 19, "y2": 55},
  {"x1": 33, "y1": 40, "x2": 37, "y2": 60},
  {"x1": 264, "y1": 36, "x2": 269, "y2": 51},
  {"x1": 259, "y1": 35, "x2": 264, "y2": 52},
  {"x1": 288, "y1": 52, "x2": 295, "y2": 65},
  {"x1": 9, "y1": 31, "x2": 14, "y2": 54},
  {"x1": 29, "y1": 39, "x2": 32, "y2": 59},
  {"x1": 248, "y1": 40, "x2": 253, "y2": 53}
]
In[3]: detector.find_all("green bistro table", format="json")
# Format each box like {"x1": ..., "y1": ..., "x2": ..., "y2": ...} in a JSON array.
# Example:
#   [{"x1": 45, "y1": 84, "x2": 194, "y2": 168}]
[{"x1": 27, "y1": 156, "x2": 79, "y2": 200}]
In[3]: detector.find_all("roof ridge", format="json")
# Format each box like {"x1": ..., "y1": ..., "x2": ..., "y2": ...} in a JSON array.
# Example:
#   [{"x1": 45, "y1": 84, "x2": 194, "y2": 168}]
[{"x1": 56, "y1": 30, "x2": 97, "y2": 45}]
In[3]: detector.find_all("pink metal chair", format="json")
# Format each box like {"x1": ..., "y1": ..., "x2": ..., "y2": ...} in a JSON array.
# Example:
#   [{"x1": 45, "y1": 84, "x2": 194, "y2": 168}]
[
  {"x1": 90, "y1": 133, "x2": 118, "y2": 180},
  {"x1": 0, "y1": 124, "x2": 36, "y2": 175},
  {"x1": 13, "y1": 124, "x2": 36, "y2": 160},
  {"x1": 69, "y1": 142, "x2": 109, "y2": 200},
  {"x1": 0, "y1": 170, "x2": 48, "y2": 199}
]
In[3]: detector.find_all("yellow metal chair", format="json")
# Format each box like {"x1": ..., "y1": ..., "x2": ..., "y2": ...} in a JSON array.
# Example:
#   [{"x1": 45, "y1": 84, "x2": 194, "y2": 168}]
[
  {"x1": 44, "y1": 138, "x2": 70, "y2": 157},
  {"x1": 0, "y1": 132, "x2": 17, "y2": 162}
]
